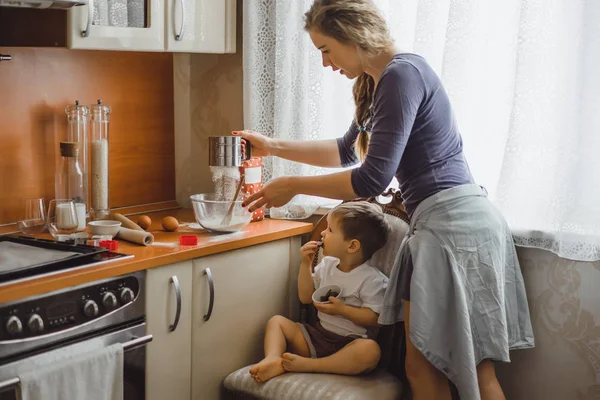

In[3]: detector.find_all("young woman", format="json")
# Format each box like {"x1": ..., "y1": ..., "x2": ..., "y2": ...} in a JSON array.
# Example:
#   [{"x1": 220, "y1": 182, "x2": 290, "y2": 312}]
[{"x1": 235, "y1": 1, "x2": 534, "y2": 398}]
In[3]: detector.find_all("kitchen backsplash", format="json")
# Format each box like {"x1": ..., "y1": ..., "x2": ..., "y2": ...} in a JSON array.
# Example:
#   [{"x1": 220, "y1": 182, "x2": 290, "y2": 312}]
[
  {"x1": 0, "y1": 47, "x2": 175, "y2": 226},
  {"x1": 174, "y1": 0, "x2": 244, "y2": 207}
]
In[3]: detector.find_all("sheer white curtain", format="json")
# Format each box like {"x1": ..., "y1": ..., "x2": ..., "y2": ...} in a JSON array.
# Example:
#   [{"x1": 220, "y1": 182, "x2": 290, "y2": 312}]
[{"x1": 243, "y1": 0, "x2": 600, "y2": 261}]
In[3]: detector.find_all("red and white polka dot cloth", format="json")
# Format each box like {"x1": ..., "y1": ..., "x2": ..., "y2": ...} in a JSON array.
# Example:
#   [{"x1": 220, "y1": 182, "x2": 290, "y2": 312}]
[{"x1": 240, "y1": 157, "x2": 264, "y2": 222}]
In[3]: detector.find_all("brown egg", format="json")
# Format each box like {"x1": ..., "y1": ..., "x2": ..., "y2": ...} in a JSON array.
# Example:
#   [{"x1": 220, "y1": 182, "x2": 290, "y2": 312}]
[
  {"x1": 161, "y1": 216, "x2": 179, "y2": 232},
  {"x1": 137, "y1": 215, "x2": 152, "y2": 230}
]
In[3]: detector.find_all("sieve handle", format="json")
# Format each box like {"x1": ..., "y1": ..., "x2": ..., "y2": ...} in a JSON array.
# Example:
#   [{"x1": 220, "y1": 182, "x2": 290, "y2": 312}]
[{"x1": 242, "y1": 139, "x2": 252, "y2": 161}]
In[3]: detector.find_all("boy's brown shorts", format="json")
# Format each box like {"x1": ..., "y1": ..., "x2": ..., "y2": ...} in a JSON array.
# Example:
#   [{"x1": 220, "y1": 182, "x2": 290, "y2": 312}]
[{"x1": 297, "y1": 321, "x2": 361, "y2": 358}]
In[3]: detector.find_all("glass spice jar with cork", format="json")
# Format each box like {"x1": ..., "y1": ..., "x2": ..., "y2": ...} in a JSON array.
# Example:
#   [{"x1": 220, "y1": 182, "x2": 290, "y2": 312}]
[{"x1": 55, "y1": 142, "x2": 87, "y2": 232}]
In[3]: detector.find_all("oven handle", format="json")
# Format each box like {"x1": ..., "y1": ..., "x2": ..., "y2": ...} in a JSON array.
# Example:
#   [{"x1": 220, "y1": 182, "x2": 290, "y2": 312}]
[{"x1": 0, "y1": 334, "x2": 153, "y2": 392}]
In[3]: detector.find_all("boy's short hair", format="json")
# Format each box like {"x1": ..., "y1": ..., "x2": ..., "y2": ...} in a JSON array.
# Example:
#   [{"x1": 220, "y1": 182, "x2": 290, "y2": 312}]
[{"x1": 330, "y1": 201, "x2": 391, "y2": 261}]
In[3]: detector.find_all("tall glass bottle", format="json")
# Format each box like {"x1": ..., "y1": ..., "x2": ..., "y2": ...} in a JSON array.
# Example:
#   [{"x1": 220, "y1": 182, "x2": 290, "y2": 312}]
[
  {"x1": 65, "y1": 101, "x2": 89, "y2": 215},
  {"x1": 89, "y1": 99, "x2": 111, "y2": 219},
  {"x1": 55, "y1": 142, "x2": 87, "y2": 231}
]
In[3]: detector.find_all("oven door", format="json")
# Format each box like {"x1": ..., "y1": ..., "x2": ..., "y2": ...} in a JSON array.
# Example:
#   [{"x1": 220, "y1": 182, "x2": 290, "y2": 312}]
[{"x1": 0, "y1": 321, "x2": 150, "y2": 400}]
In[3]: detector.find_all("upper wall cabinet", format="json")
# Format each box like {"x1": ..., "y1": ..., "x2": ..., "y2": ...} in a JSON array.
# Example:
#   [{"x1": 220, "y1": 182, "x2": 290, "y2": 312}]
[
  {"x1": 166, "y1": 0, "x2": 236, "y2": 53},
  {"x1": 67, "y1": 0, "x2": 164, "y2": 51},
  {"x1": 67, "y1": 0, "x2": 235, "y2": 53}
]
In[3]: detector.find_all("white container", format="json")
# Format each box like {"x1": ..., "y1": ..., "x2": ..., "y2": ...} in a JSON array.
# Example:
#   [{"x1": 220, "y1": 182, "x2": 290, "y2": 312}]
[
  {"x1": 88, "y1": 220, "x2": 122, "y2": 238},
  {"x1": 312, "y1": 284, "x2": 342, "y2": 304}
]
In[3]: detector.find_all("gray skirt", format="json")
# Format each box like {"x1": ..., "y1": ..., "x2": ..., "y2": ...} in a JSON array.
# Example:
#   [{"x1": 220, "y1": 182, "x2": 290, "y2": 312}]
[{"x1": 379, "y1": 184, "x2": 534, "y2": 400}]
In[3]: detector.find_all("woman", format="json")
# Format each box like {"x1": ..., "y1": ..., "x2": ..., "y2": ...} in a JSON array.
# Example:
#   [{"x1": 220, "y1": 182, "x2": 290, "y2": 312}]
[{"x1": 235, "y1": 1, "x2": 534, "y2": 399}]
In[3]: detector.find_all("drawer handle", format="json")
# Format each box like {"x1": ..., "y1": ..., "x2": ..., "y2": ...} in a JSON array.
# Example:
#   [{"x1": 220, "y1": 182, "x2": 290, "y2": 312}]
[
  {"x1": 175, "y1": 0, "x2": 185, "y2": 41},
  {"x1": 203, "y1": 268, "x2": 214, "y2": 321},
  {"x1": 81, "y1": 0, "x2": 93, "y2": 37},
  {"x1": 169, "y1": 275, "x2": 182, "y2": 332}
]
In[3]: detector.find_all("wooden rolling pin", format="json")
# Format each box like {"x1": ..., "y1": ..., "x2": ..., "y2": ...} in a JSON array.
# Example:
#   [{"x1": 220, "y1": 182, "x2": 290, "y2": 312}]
[
  {"x1": 111, "y1": 212, "x2": 145, "y2": 232},
  {"x1": 116, "y1": 227, "x2": 154, "y2": 246}
]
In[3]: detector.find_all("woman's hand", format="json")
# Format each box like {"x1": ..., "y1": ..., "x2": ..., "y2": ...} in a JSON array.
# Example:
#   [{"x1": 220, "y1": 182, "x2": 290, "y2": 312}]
[
  {"x1": 242, "y1": 176, "x2": 297, "y2": 212},
  {"x1": 314, "y1": 297, "x2": 346, "y2": 316},
  {"x1": 300, "y1": 241, "x2": 320, "y2": 265},
  {"x1": 232, "y1": 130, "x2": 273, "y2": 158}
]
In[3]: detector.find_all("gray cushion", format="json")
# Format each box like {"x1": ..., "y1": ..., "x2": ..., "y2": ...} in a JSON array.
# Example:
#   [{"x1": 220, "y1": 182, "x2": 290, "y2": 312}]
[
  {"x1": 224, "y1": 365, "x2": 403, "y2": 400},
  {"x1": 370, "y1": 213, "x2": 409, "y2": 278}
]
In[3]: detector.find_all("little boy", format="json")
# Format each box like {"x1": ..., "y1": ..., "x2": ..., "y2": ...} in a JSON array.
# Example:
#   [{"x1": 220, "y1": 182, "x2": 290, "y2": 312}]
[{"x1": 250, "y1": 202, "x2": 391, "y2": 383}]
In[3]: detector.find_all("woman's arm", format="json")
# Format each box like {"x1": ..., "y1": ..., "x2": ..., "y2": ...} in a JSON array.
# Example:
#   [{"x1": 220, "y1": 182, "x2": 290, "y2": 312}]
[
  {"x1": 288, "y1": 170, "x2": 358, "y2": 200},
  {"x1": 244, "y1": 170, "x2": 358, "y2": 211},
  {"x1": 233, "y1": 131, "x2": 343, "y2": 168},
  {"x1": 270, "y1": 138, "x2": 342, "y2": 168}
]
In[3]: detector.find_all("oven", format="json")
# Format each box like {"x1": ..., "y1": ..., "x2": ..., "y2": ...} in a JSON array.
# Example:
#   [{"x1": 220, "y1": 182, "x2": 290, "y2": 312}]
[{"x1": 0, "y1": 270, "x2": 149, "y2": 399}]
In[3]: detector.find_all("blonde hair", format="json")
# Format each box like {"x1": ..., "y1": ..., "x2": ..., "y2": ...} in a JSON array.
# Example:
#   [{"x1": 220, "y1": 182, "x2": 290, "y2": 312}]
[
  {"x1": 304, "y1": 0, "x2": 394, "y2": 161},
  {"x1": 330, "y1": 202, "x2": 391, "y2": 261}
]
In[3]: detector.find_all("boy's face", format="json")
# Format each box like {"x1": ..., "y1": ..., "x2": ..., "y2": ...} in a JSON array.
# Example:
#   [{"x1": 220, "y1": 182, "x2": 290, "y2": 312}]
[{"x1": 320, "y1": 214, "x2": 358, "y2": 259}]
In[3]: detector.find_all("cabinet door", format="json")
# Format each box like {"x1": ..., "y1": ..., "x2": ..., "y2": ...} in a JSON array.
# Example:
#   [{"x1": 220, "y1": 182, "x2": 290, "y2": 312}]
[
  {"x1": 146, "y1": 261, "x2": 193, "y2": 400},
  {"x1": 165, "y1": 0, "x2": 236, "y2": 53},
  {"x1": 68, "y1": 0, "x2": 164, "y2": 51},
  {"x1": 191, "y1": 239, "x2": 294, "y2": 399}
]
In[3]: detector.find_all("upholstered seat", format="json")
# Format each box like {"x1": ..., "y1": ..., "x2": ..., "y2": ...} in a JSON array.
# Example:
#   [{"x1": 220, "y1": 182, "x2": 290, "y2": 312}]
[
  {"x1": 223, "y1": 191, "x2": 410, "y2": 400},
  {"x1": 224, "y1": 365, "x2": 403, "y2": 400}
]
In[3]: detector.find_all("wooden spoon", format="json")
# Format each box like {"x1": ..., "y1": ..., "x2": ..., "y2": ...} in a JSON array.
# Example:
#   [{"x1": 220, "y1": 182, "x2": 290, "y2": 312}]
[{"x1": 220, "y1": 174, "x2": 245, "y2": 227}]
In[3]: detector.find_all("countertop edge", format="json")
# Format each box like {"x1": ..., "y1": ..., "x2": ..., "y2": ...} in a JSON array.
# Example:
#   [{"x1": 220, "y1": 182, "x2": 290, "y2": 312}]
[{"x1": 0, "y1": 222, "x2": 312, "y2": 304}]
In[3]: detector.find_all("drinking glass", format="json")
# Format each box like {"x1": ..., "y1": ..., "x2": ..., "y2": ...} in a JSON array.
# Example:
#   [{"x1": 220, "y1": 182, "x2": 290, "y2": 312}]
[
  {"x1": 17, "y1": 198, "x2": 46, "y2": 236},
  {"x1": 47, "y1": 199, "x2": 79, "y2": 238}
]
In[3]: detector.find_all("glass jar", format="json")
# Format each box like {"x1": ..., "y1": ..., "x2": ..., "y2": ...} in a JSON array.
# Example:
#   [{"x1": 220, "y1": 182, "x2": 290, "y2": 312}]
[
  {"x1": 89, "y1": 99, "x2": 111, "y2": 220},
  {"x1": 55, "y1": 142, "x2": 87, "y2": 231},
  {"x1": 64, "y1": 100, "x2": 89, "y2": 215}
]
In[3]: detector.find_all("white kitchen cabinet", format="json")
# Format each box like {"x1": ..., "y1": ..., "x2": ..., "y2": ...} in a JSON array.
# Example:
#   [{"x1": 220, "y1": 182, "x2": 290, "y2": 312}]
[
  {"x1": 146, "y1": 260, "x2": 193, "y2": 400},
  {"x1": 67, "y1": 0, "x2": 236, "y2": 53},
  {"x1": 67, "y1": 0, "x2": 164, "y2": 51},
  {"x1": 191, "y1": 238, "x2": 301, "y2": 399},
  {"x1": 166, "y1": 0, "x2": 236, "y2": 53}
]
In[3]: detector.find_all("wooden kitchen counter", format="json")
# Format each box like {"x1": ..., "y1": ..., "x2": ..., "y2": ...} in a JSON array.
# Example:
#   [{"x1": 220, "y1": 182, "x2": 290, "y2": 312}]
[{"x1": 0, "y1": 209, "x2": 313, "y2": 303}]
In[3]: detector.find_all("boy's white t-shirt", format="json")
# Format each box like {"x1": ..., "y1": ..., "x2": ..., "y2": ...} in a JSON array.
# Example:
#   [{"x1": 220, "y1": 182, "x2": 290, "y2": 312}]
[{"x1": 312, "y1": 256, "x2": 388, "y2": 338}]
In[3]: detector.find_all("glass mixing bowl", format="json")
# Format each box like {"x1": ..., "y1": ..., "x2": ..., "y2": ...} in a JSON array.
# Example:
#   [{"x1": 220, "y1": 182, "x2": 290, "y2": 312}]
[{"x1": 190, "y1": 193, "x2": 253, "y2": 233}]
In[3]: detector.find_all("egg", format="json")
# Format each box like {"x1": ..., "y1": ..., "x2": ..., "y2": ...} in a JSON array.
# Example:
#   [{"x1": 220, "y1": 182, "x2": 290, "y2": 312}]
[
  {"x1": 137, "y1": 215, "x2": 152, "y2": 230},
  {"x1": 161, "y1": 216, "x2": 179, "y2": 232}
]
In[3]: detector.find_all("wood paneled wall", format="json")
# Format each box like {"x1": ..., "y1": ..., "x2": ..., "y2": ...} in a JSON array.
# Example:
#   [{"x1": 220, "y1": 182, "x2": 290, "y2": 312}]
[{"x1": 0, "y1": 47, "x2": 175, "y2": 225}]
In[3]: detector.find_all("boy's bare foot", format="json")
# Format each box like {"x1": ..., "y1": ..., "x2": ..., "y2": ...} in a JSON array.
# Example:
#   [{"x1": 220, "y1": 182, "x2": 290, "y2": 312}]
[
  {"x1": 249, "y1": 356, "x2": 285, "y2": 383},
  {"x1": 282, "y1": 352, "x2": 315, "y2": 373}
]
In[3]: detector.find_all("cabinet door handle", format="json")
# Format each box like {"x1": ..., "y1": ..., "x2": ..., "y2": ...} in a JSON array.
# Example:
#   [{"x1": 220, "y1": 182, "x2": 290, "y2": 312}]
[
  {"x1": 175, "y1": 0, "x2": 185, "y2": 41},
  {"x1": 203, "y1": 268, "x2": 214, "y2": 321},
  {"x1": 81, "y1": 0, "x2": 93, "y2": 37},
  {"x1": 169, "y1": 275, "x2": 182, "y2": 332}
]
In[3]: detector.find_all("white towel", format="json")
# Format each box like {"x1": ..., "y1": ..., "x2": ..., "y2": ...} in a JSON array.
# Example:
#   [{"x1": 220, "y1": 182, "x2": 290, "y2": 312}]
[{"x1": 18, "y1": 343, "x2": 124, "y2": 400}]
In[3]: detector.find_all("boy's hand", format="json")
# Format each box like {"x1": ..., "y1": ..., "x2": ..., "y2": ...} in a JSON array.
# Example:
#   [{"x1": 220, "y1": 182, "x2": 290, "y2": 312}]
[
  {"x1": 300, "y1": 241, "x2": 321, "y2": 265},
  {"x1": 313, "y1": 297, "x2": 345, "y2": 316}
]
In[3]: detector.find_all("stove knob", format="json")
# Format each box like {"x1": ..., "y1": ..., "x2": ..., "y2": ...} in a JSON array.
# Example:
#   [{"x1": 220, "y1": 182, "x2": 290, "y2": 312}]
[
  {"x1": 6, "y1": 316, "x2": 23, "y2": 335},
  {"x1": 83, "y1": 300, "x2": 99, "y2": 318},
  {"x1": 119, "y1": 288, "x2": 135, "y2": 304},
  {"x1": 28, "y1": 314, "x2": 44, "y2": 333},
  {"x1": 102, "y1": 292, "x2": 118, "y2": 310}
]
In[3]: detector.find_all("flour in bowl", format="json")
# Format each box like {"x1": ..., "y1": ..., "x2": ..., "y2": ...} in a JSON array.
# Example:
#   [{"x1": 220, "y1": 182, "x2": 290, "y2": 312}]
[{"x1": 201, "y1": 216, "x2": 249, "y2": 233}]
